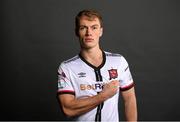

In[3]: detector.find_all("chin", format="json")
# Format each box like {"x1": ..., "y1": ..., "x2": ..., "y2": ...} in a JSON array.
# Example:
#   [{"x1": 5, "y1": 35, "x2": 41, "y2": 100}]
[
  {"x1": 82, "y1": 45, "x2": 95, "y2": 49},
  {"x1": 80, "y1": 41, "x2": 99, "y2": 49}
]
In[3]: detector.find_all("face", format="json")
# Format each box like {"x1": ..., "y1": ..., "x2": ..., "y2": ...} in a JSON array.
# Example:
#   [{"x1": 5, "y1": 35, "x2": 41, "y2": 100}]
[{"x1": 78, "y1": 16, "x2": 103, "y2": 49}]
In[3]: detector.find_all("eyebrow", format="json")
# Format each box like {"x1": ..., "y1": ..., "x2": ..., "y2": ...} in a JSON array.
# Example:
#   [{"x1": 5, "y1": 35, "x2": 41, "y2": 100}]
[{"x1": 80, "y1": 24, "x2": 99, "y2": 27}]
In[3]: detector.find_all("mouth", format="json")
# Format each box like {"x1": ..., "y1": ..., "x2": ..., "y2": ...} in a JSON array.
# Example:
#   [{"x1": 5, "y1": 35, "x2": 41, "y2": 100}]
[{"x1": 85, "y1": 38, "x2": 94, "y2": 42}]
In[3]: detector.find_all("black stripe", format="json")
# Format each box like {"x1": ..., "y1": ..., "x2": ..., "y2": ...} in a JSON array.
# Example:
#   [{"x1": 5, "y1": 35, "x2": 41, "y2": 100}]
[
  {"x1": 125, "y1": 66, "x2": 129, "y2": 71},
  {"x1": 94, "y1": 69, "x2": 104, "y2": 121},
  {"x1": 57, "y1": 91, "x2": 75, "y2": 95},
  {"x1": 95, "y1": 70, "x2": 103, "y2": 82},
  {"x1": 95, "y1": 97, "x2": 104, "y2": 122},
  {"x1": 79, "y1": 50, "x2": 106, "y2": 121}
]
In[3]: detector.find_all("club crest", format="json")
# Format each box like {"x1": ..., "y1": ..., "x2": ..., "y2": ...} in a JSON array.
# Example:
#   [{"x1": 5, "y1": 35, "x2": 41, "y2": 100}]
[{"x1": 108, "y1": 69, "x2": 118, "y2": 80}]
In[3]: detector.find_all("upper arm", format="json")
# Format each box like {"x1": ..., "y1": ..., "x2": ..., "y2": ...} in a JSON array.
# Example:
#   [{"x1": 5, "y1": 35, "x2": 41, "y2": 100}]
[
  {"x1": 121, "y1": 85, "x2": 138, "y2": 121},
  {"x1": 58, "y1": 93, "x2": 76, "y2": 117},
  {"x1": 57, "y1": 63, "x2": 76, "y2": 116},
  {"x1": 57, "y1": 63, "x2": 74, "y2": 93},
  {"x1": 121, "y1": 87, "x2": 136, "y2": 102},
  {"x1": 119, "y1": 56, "x2": 134, "y2": 91},
  {"x1": 58, "y1": 93, "x2": 75, "y2": 108}
]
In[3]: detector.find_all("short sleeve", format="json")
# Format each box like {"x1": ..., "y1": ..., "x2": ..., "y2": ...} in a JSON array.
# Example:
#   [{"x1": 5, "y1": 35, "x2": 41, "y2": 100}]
[
  {"x1": 57, "y1": 63, "x2": 75, "y2": 95},
  {"x1": 119, "y1": 56, "x2": 134, "y2": 91}
]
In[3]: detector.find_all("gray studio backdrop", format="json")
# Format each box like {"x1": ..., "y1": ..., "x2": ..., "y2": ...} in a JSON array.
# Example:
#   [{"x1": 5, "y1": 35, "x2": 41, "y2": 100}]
[{"x1": 1, "y1": 0, "x2": 180, "y2": 121}]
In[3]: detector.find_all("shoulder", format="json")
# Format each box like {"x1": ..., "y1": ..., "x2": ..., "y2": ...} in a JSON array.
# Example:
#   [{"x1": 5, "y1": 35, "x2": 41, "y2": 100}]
[
  {"x1": 59, "y1": 55, "x2": 80, "y2": 69},
  {"x1": 104, "y1": 51, "x2": 129, "y2": 64},
  {"x1": 63, "y1": 55, "x2": 80, "y2": 64},
  {"x1": 104, "y1": 51, "x2": 122, "y2": 57},
  {"x1": 104, "y1": 51, "x2": 122, "y2": 58}
]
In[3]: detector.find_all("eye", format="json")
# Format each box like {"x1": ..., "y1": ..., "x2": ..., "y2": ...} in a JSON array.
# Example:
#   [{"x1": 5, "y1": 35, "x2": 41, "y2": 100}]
[
  {"x1": 79, "y1": 26, "x2": 87, "y2": 31},
  {"x1": 79, "y1": 27, "x2": 85, "y2": 30},
  {"x1": 92, "y1": 26, "x2": 98, "y2": 30}
]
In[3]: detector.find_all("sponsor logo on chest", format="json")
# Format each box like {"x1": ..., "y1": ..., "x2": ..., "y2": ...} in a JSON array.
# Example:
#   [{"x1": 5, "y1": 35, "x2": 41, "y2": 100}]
[{"x1": 80, "y1": 82, "x2": 105, "y2": 92}]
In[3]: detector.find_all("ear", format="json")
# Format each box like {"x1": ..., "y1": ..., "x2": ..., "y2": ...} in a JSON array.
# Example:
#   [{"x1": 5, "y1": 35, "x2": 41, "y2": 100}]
[
  {"x1": 75, "y1": 27, "x2": 79, "y2": 37},
  {"x1": 99, "y1": 27, "x2": 103, "y2": 37}
]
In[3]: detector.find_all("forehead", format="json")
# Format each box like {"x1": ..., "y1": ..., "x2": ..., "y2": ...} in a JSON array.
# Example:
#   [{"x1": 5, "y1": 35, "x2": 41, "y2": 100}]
[{"x1": 79, "y1": 16, "x2": 101, "y2": 26}]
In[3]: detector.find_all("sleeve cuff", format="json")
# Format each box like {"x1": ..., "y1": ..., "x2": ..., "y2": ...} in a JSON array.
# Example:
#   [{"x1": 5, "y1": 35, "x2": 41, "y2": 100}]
[
  {"x1": 120, "y1": 82, "x2": 134, "y2": 91},
  {"x1": 57, "y1": 90, "x2": 75, "y2": 95}
]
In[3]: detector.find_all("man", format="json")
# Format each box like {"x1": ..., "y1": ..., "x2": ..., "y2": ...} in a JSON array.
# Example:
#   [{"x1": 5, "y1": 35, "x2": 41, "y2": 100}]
[{"x1": 57, "y1": 9, "x2": 137, "y2": 121}]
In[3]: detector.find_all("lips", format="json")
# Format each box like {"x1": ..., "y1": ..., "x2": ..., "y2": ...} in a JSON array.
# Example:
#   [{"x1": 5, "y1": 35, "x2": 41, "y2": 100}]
[{"x1": 85, "y1": 38, "x2": 94, "y2": 42}]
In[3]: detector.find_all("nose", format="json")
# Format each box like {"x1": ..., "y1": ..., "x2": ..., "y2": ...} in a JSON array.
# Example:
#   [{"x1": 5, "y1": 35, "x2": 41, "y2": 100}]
[{"x1": 85, "y1": 27, "x2": 92, "y2": 36}]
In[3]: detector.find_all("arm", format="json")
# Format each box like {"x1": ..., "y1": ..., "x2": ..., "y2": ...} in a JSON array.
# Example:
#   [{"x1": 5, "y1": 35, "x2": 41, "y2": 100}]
[
  {"x1": 121, "y1": 87, "x2": 137, "y2": 121},
  {"x1": 58, "y1": 80, "x2": 119, "y2": 117}
]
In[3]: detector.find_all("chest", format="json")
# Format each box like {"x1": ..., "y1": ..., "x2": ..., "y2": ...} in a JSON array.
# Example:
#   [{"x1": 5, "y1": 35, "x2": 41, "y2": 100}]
[{"x1": 69, "y1": 62, "x2": 123, "y2": 98}]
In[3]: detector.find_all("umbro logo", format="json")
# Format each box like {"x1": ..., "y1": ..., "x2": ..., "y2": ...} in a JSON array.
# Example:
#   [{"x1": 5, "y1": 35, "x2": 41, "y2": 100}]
[{"x1": 78, "y1": 72, "x2": 86, "y2": 78}]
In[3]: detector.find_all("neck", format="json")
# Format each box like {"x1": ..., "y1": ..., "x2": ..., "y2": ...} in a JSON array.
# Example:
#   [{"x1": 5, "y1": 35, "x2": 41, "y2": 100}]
[{"x1": 80, "y1": 47, "x2": 103, "y2": 67}]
